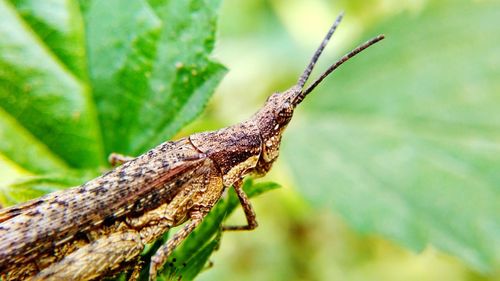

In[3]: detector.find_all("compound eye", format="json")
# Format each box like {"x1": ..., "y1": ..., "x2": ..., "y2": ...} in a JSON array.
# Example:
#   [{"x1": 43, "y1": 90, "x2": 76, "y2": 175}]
[
  {"x1": 277, "y1": 102, "x2": 293, "y2": 125},
  {"x1": 279, "y1": 102, "x2": 292, "y2": 115}
]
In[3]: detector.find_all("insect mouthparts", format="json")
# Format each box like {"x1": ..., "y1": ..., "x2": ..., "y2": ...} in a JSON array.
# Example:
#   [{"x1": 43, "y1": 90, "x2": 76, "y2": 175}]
[{"x1": 292, "y1": 12, "x2": 385, "y2": 106}]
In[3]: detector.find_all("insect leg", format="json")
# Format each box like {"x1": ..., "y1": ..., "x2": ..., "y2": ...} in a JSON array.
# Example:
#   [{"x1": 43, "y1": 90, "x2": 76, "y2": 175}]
[
  {"x1": 222, "y1": 180, "x2": 258, "y2": 231},
  {"x1": 145, "y1": 157, "x2": 223, "y2": 280},
  {"x1": 148, "y1": 209, "x2": 207, "y2": 281},
  {"x1": 126, "y1": 257, "x2": 144, "y2": 281},
  {"x1": 108, "y1": 152, "x2": 135, "y2": 166},
  {"x1": 33, "y1": 230, "x2": 144, "y2": 281}
]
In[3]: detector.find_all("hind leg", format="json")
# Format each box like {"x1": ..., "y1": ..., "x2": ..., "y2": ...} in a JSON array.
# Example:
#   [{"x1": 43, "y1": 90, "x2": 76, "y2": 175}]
[{"x1": 33, "y1": 231, "x2": 144, "y2": 281}]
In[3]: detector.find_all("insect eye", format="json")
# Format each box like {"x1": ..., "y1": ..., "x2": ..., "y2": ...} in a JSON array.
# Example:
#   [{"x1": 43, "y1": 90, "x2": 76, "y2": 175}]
[{"x1": 277, "y1": 102, "x2": 294, "y2": 124}]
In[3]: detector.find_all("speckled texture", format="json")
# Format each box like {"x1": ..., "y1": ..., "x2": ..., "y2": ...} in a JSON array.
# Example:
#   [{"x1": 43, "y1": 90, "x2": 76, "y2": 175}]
[{"x1": 0, "y1": 139, "x2": 210, "y2": 280}]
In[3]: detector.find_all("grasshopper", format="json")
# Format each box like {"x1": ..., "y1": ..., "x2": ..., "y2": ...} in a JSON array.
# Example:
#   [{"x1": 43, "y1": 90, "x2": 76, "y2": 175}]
[{"x1": 0, "y1": 13, "x2": 384, "y2": 281}]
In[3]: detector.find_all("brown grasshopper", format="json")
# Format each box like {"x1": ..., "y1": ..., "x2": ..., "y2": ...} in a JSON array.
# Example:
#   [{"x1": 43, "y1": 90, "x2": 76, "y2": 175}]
[{"x1": 0, "y1": 13, "x2": 384, "y2": 281}]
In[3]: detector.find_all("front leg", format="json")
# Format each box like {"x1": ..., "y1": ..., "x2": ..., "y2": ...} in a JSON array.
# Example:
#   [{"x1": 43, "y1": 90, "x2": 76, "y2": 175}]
[{"x1": 223, "y1": 180, "x2": 258, "y2": 231}]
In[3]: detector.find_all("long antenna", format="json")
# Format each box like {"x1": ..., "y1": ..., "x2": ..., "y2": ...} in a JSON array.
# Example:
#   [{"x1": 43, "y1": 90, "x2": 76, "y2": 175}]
[
  {"x1": 297, "y1": 12, "x2": 344, "y2": 88},
  {"x1": 294, "y1": 34, "x2": 385, "y2": 105}
]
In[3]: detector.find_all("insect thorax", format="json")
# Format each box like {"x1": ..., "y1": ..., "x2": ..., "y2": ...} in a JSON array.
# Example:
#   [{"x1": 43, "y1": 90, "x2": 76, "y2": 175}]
[{"x1": 189, "y1": 120, "x2": 262, "y2": 186}]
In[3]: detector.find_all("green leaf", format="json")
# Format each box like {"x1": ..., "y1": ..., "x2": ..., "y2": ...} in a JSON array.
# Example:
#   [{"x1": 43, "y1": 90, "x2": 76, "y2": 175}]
[
  {"x1": 11, "y1": 0, "x2": 88, "y2": 79},
  {"x1": 0, "y1": 109, "x2": 69, "y2": 174},
  {"x1": 83, "y1": 0, "x2": 226, "y2": 155},
  {"x1": 0, "y1": 0, "x2": 226, "y2": 206},
  {"x1": 0, "y1": 0, "x2": 103, "y2": 169},
  {"x1": 283, "y1": 0, "x2": 500, "y2": 273},
  {"x1": 0, "y1": 173, "x2": 89, "y2": 206},
  {"x1": 176, "y1": 233, "x2": 221, "y2": 281}
]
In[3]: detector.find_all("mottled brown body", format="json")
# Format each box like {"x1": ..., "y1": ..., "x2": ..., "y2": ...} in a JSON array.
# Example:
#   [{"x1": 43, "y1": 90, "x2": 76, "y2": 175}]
[
  {"x1": 0, "y1": 128, "x2": 264, "y2": 281},
  {"x1": 0, "y1": 13, "x2": 384, "y2": 281},
  {"x1": 0, "y1": 139, "x2": 222, "y2": 280}
]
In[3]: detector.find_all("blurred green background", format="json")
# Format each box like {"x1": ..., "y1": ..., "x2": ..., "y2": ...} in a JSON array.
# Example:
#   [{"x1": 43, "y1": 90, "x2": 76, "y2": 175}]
[
  {"x1": 0, "y1": 0, "x2": 499, "y2": 280},
  {"x1": 188, "y1": 0, "x2": 500, "y2": 280}
]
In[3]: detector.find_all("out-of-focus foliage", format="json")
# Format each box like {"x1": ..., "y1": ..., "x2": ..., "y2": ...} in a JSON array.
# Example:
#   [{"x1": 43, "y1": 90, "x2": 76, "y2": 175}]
[{"x1": 286, "y1": 0, "x2": 500, "y2": 274}]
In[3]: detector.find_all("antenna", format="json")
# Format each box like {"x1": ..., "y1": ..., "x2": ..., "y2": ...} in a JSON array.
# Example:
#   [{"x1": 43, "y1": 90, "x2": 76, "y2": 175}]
[
  {"x1": 294, "y1": 35, "x2": 385, "y2": 104},
  {"x1": 297, "y1": 12, "x2": 344, "y2": 88},
  {"x1": 293, "y1": 34, "x2": 385, "y2": 105}
]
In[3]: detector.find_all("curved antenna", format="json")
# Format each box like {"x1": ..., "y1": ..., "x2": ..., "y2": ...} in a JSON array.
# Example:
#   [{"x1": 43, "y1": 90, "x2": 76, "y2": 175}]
[
  {"x1": 297, "y1": 12, "x2": 344, "y2": 88},
  {"x1": 294, "y1": 34, "x2": 385, "y2": 105}
]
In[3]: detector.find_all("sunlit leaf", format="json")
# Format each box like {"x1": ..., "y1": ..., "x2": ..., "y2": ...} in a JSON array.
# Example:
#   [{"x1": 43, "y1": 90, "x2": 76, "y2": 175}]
[{"x1": 0, "y1": 0, "x2": 225, "y2": 206}]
